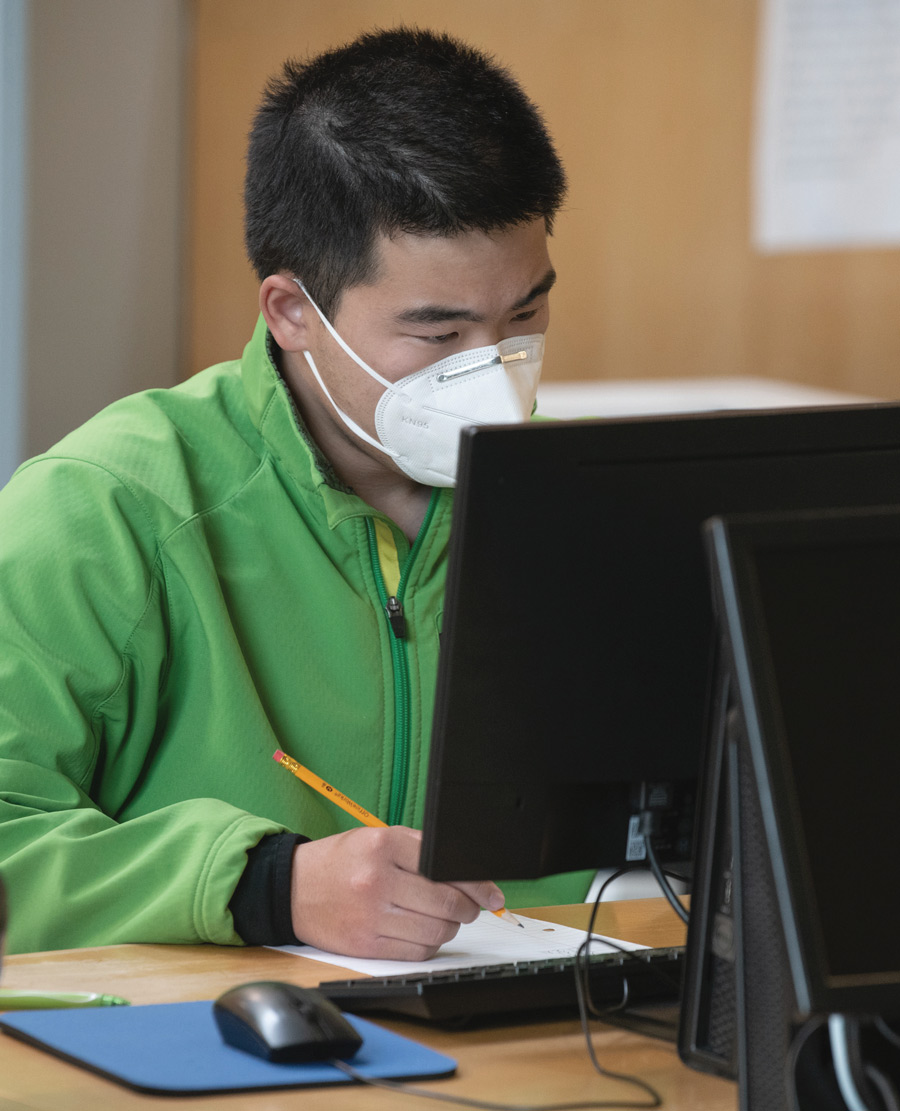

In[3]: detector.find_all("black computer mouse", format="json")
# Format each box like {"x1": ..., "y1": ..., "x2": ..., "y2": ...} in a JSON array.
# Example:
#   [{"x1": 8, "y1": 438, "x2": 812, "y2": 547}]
[{"x1": 213, "y1": 981, "x2": 363, "y2": 1064}]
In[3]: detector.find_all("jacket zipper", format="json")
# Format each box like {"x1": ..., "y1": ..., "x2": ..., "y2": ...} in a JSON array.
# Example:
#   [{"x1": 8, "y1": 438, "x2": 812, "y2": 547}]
[{"x1": 366, "y1": 492, "x2": 440, "y2": 826}]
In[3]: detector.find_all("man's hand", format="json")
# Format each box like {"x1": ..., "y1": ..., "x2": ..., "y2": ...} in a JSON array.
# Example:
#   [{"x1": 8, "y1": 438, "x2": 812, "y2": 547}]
[{"x1": 289, "y1": 826, "x2": 505, "y2": 960}]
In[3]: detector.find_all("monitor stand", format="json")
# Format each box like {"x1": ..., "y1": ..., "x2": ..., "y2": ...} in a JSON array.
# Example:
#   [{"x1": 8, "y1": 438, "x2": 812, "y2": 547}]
[
  {"x1": 602, "y1": 1002, "x2": 681, "y2": 1044},
  {"x1": 678, "y1": 663, "x2": 848, "y2": 1110}
]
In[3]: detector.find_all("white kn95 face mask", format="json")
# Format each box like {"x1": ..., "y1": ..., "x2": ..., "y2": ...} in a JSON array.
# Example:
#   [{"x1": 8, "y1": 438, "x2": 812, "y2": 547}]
[{"x1": 293, "y1": 279, "x2": 544, "y2": 487}]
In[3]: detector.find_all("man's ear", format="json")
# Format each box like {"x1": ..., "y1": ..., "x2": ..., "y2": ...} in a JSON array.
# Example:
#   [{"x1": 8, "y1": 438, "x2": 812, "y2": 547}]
[{"x1": 259, "y1": 274, "x2": 311, "y2": 352}]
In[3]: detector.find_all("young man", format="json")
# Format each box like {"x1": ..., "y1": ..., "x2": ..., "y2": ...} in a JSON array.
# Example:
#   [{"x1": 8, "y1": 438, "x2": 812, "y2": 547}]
[{"x1": 0, "y1": 28, "x2": 593, "y2": 956}]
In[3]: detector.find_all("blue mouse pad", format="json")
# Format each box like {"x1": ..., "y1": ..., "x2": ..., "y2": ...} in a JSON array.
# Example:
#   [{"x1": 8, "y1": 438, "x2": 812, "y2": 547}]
[{"x1": 0, "y1": 1000, "x2": 456, "y2": 1095}]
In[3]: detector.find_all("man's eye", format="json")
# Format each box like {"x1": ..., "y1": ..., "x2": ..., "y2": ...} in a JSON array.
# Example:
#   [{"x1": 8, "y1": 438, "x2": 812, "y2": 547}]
[
  {"x1": 512, "y1": 309, "x2": 538, "y2": 323},
  {"x1": 422, "y1": 332, "x2": 458, "y2": 344}
]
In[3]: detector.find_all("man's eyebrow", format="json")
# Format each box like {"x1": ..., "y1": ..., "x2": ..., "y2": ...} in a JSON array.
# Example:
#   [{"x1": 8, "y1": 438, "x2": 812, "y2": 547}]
[
  {"x1": 394, "y1": 268, "x2": 558, "y2": 326},
  {"x1": 511, "y1": 268, "x2": 557, "y2": 311}
]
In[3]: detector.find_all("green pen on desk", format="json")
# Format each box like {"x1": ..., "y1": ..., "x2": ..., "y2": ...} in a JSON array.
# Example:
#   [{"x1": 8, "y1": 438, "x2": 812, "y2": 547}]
[
  {"x1": 0, "y1": 988, "x2": 130, "y2": 1010},
  {"x1": 0, "y1": 876, "x2": 129, "y2": 1009}
]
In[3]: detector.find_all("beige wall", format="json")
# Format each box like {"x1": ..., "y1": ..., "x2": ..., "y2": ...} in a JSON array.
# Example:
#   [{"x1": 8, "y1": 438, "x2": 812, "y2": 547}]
[
  {"x1": 23, "y1": 0, "x2": 187, "y2": 459},
  {"x1": 188, "y1": 1, "x2": 900, "y2": 399}
]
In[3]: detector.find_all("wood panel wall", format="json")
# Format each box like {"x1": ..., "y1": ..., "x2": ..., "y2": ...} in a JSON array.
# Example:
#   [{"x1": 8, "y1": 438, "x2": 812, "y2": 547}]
[{"x1": 188, "y1": 0, "x2": 900, "y2": 399}]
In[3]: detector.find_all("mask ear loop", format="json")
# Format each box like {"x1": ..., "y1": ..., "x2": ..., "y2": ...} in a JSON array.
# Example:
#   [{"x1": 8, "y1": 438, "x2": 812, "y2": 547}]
[
  {"x1": 293, "y1": 279, "x2": 395, "y2": 390},
  {"x1": 301, "y1": 349, "x2": 400, "y2": 459},
  {"x1": 291, "y1": 279, "x2": 401, "y2": 461}
]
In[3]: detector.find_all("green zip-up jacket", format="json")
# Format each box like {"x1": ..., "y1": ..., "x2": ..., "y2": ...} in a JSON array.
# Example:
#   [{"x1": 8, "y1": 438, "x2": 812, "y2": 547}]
[{"x1": 0, "y1": 318, "x2": 591, "y2": 954}]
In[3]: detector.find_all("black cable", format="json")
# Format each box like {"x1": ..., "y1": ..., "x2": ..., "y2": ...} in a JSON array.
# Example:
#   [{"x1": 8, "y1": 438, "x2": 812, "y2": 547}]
[
  {"x1": 593, "y1": 866, "x2": 640, "y2": 905},
  {"x1": 575, "y1": 939, "x2": 678, "y2": 1042},
  {"x1": 593, "y1": 863, "x2": 682, "y2": 907},
  {"x1": 578, "y1": 877, "x2": 682, "y2": 1025},
  {"x1": 874, "y1": 1017, "x2": 900, "y2": 1052},
  {"x1": 571, "y1": 957, "x2": 662, "y2": 1109},
  {"x1": 634, "y1": 782, "x2": 689, "y2": 928},
  {"x1": 865, "y1": 1064, "x2": 900, "y2": 1111},
  {"x1": 582, "y1": 856, "x2": 685, "y2": 1010},
  {"x1": 642, "y1": 830, "x2": 689, "y2": 926},
  {"x1": 571, "y1": 871, "x2": 685, "y2": 1091},
  {"x1": 785, "y1": 1014, "x2": 828, "y2": 1111},
  {"x1": 593, "y1": 864, "x2": 689, "y2": 924},
  {"x1": 333, "y1": 1057, "x2": 662, "y2": 1109},
  {"x1": 575, "y1": 934, "x2": 682, "y2": 1016},
  {"x1": 786, "y1": 1014, "x2": 900, "y2": 1111}
]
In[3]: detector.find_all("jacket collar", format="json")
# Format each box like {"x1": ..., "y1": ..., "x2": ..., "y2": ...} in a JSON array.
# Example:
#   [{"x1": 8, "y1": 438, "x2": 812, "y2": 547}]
[{"x1": 240, "y1": 314, "x2": 413, "y2": 530}]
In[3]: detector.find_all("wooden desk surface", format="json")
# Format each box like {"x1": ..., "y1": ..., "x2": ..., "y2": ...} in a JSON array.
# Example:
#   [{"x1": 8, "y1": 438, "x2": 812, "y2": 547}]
[{"x1": 0, "y1": 900, "x2": 736, "y2": 1111}]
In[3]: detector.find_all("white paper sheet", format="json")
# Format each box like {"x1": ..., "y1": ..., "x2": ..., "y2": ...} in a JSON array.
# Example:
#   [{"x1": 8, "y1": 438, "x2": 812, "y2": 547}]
[
  {"x1": 271, "y1": 911, "x2": 647, "y2": 978},
  {"x1": 755, "y1": 0, "x2": 900, "y2": 251}
]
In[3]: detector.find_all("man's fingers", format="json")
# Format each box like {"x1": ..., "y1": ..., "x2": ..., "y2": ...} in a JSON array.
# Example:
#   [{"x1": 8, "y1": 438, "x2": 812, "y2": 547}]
[
  {"x1": 374, "y1": 903, "x2": 463, "y2": 953},
  {"x1": 289, "y1": 826, "x2": 510, "y2": 962},
  {"x1": 396, "y1": 827, "x2": 507, "y2": 919},
  {"x1": 445, "y1": 879, "x2": 506, "y2": 916}
]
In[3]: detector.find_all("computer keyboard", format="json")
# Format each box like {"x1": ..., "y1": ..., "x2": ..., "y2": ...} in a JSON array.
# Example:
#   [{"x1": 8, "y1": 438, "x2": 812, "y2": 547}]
[{"x1": 318, "y1": 945, "x2": 684, "y2": 1024}]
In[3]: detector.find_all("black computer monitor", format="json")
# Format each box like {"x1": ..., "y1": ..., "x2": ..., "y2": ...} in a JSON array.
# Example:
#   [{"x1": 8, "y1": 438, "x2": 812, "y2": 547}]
[
  {"x1": 680, "y1": 506, "x2": 900, "y2": 1111},
  {"x1": 419, "y1": 402, "x2": 900, "y2": 886},
  {"x1": 710, "y1": 506, "x2": 900, "y2": 1018}
]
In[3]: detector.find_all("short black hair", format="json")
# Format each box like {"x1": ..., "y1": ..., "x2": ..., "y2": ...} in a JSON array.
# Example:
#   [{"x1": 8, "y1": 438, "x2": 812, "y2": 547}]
[{"x1": 244, "y1": 26, "x2": 566, "y2": 319}]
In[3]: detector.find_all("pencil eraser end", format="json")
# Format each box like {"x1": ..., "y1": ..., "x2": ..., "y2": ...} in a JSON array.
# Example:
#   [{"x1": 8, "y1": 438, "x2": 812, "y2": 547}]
[{"x1": 273, "y1": 750, "x2": 285, "y2": 763}]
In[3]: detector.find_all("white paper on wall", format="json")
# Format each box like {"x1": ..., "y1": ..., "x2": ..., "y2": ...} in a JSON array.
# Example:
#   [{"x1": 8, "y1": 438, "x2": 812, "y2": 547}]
[{"x1": 754, "y1": 0, "x2": 900, "y2": 252}]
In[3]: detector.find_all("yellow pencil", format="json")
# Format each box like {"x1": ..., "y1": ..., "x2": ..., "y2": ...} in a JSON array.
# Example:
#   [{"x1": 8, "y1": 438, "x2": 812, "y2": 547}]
[
  {"x1": 274, "y1": 749, "x2": 386, "y2": 828},
  {"x1": 272, "y1": 749, "x2": 523, "y2": 927}
]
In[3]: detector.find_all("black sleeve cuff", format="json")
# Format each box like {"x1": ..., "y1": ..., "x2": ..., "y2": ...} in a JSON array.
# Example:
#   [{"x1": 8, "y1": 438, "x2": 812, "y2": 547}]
[{"x1": 229, "y1": 832, "x2": 309, "y2": 946}]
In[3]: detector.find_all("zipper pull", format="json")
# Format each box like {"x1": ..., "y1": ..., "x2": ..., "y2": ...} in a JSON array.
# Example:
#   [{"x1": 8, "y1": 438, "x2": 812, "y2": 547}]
[{"x1": 385, "y1": 596, "x2": 406, "y2": 638}]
